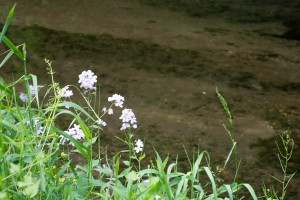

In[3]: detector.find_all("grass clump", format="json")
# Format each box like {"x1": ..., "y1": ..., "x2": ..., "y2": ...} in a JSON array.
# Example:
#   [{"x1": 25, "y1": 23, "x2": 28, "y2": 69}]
[{"x1": 0, "y1": 4, "x2": 296, "y2": 200}]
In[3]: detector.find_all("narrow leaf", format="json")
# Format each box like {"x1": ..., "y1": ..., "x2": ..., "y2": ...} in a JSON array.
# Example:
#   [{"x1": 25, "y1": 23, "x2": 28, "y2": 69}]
[
  {"x1": 0, "y1": 50, "x2": 14, "y2": 69},
  {"x1": 2, "y1": 35, "x2": 24, "y2": 60},
  {"x1": 52, "y1": 127, "x2": 90, "y2": 161},
  {"x1": 0, "y1": 4, "x2": 16, "y2": 43}
]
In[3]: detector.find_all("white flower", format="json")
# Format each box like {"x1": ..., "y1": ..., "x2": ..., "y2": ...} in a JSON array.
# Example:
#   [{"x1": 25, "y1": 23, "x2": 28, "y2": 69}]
[
  {"x1": 59, "y1": 86, "x2": 73, "y2": 98},
  {"x1": 134, "y1": 146, "x2": 143, "y2": 153},
  {"x1": 154, "y1": 195, "x2": 160, "y2": 200},
  {"x1": 36, "y1": 126, "x2": 44, "y2": 135},
  {"x1": 102, "y1": 107, "x2": 107, "y2": 113},
  {"x1": 108, "y1": 94, "x2": 125, "y2": 108},
  {"x1": 78, "y1": 70, "x2": 97, "y2": 90},
  {"x1": 33, "y1": 118, "x2": 39, "y2": 127},
  {"x1": 59, "y1": 124, "x2": 85, "y2": 146},
  {"x1": 108, "y1": 108, "x2": 113, "y2": 115},
  {"x1": 19, "y1": 93, "x2": 28, "y2": 103},
  {"x1": 135, "y1": 139, "x2": 144, "y2": 148},
  {"x1": 119, "y1": 109, "x2": 137, "y2": 130},
  {"x1": 29, "y1": 85, "x2": 35, "y2": 97},
  {"x1": 97, "y1": 119, "x2": 107, "y2": 127},
  {"x1": 134, "y1": 139, "x2": 143, "y2": 153},
  {"x1": 120, "y1": 123, "x2": 130, "y2": 131}
]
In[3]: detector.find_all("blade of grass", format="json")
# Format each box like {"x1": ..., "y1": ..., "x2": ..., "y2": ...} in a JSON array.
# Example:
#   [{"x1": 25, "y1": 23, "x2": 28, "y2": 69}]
[
  {"x1": 0, "y1": 4, "x2": 16, "y2": 43},
  {"x1": 223, "y1": 141, "x2": 237, "y2": 170},
  {"x1": 241, "y1": 183, "x2": 258, "y2": 200},
  {"x1": 0, "y1": 50, "x2": 14, "y2": 69},
  {"x1": 1, "y1": 36, "x2": 24, "y2": 60},
  {"x1": 31, "y1": 75, "x2": 39, "y2": 108},
  {"x1": 224, "y1": 184, "x2": 233, "y2": 200},
  {"x1": 52, "y1": 127, "x2": 90, "y2": 161},
  {"x1": 204, "y1": 166, "x2": 217, "y2": 200},
  {"x1": 0, "y1": 83, "x2": 23, "y2": 103},
  {"x1": 55, "y1": 109, "x2": 92, "y2": 140}
]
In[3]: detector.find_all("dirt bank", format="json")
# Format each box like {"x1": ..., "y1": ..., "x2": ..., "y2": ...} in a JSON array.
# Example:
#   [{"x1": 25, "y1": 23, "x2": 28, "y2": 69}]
[{"x1": 0, "y1": 0, "x2": 299, "y2": 197}]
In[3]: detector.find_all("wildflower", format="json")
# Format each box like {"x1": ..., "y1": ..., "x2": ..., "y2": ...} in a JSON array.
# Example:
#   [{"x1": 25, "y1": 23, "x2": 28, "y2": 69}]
[
  {"x1": 134, "y1": 139, "x2": 143, "y2": 153},
  {"x1": 78, "y1": 70, "x2": 97, "y2": 90},
  {"x1": 59, "y1": 86, "x2": 73, "y2": 98},
  {"x1": 36, "y1": 126, "x2": 44, "y2": 135},
  {"x1": 33, "y1": 118, "x2": 39, "y2": 127},
  {"x1": 134, "y1": 145, "x2": 143, "y2": 153},
  {"x1": 19, "y1": 93, "x2": 28, "y2": 103},
  {"x1": 29, "y1": 85, "x2": 35, "y2": 97},
  {"x1": 102, "y1": 164, "x2": 112, "y2": 173},
  {"x1": 59, "y1": 177, "x2": 66, "y2": 183},
  {"x1": 154, "y1": 195, "x2": 161, "y2": 200},
  {"x1": 60, "y1": 152, "x2": 67, "y2": 158},
  {"x1": 108, "y1": 108, "x2": 113, "y2": 115},
  {"x1": 119, "y1": 109, "x2": 137, "y2": 130},
  {"x1": 97, "y1": 119, "x2": 107, "y2": 127},
  {"x1": 72, "y1": 178, "x2": 77, "y2": 183},
  {"x1": 135, "y1": 139, "x2": 144, "y2": 148},
  {"x1": 108, "y1": 94, "x2": 125, "y2": 108},
  {"x1": 52, "y1": 165, "x2": 57, "y2": 170},
  {"x1": 59, "y1": 124, "x2": 85, "y2": 146},
  {"x1": 102, "y1": 107, "x2": 107, "y2": 113}
]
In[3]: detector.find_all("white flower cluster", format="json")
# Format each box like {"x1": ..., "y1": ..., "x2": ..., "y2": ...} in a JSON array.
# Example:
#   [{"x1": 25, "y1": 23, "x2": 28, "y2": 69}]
[
  {"x1": 102, "y1": 107, "x2": 114, "y2": 115},
  {"x1": 78, "y1": 70, "x2": 97, "y2": 90},
  {"x1": 97, "y1": 119, "x2": 107, "y2": 127},
  {"x1": 59, "y1": 86, "x2": 73, "y2": 98},
  {"x1": 59, "y1": 124, "x2": 84, "y2": 146},
  {"x1": 134, "y1": 139, "x2": 143, "y2": 153},
  {"x1": 108, "y1": 94, "x2": 124, "y2": 108},
  {"x1": 119, "y1": 108, "x2": 137, "y2": 130}
]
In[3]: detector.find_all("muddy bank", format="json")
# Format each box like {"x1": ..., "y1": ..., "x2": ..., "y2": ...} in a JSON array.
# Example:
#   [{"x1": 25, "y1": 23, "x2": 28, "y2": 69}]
[
  {"x1": 0, "y1": 0, "x2": 299, "y2": 197},
  {"x1": 1, "y1": 23, "x2": 299, "y2": 197}
]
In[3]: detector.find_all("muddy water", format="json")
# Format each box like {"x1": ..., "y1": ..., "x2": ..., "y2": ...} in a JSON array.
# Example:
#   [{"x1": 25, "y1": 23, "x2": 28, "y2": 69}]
[{"x1": 0, "y1": 0, "x2": 300, "y2": 198}]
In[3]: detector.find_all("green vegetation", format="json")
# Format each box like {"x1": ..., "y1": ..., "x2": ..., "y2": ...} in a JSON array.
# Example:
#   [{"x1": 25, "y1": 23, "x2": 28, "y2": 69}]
[{"x1": 0, "y1": 5, "x2": 296, "y2": 199}]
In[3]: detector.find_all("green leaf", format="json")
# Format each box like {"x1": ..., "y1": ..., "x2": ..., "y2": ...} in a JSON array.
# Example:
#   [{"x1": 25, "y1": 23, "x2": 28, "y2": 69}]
[
  {"x1": 241, "y1": 183, "x2": 258, "y2": 200},
  {"x1": 55, "y1": 109, "x2": 92, "y2": 139},
  {"x1": 31, "y1": 75, "x2": 39, "y2": 108},
  {"x1": 56, "y1": 161, "x2": 70, "y2": 179},
  {"x1": 224, "y1": 184, "x2": 233, "y2": 200},
  {"x1": 204, "y1": 166, "x2": 217, "y2": 199},
  {"x1": 0, "y1": 50, "x2": 14, "y2": 69},
  {"x1": 0, "y1": 4, "x2": 16, "y2": 43},
  {"x1": 2, "y1": 35, "x2": 24, "y2": 60},
  {"x1": 192, "y1": 152, "x2": 204, "y2": 179},
  {"x1": 52, "y1": 127, "x2": 90, "y2": 161},
  {"x1": 126, "y1": 171, "x2": 138, "y2": 181},
  {"x1": 58, "y1": 102, "x2": 95, "y2": 121}
]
